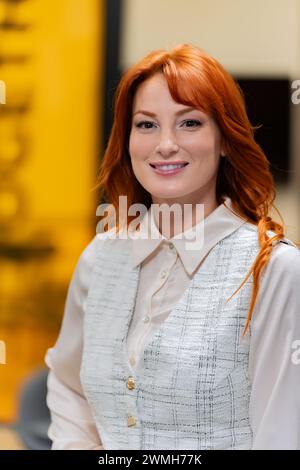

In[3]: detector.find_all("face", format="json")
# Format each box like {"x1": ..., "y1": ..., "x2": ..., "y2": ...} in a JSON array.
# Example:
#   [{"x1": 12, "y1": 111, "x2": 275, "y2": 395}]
[{"x1": 129, "y1": 72, "x2": 225, "y2": 209}]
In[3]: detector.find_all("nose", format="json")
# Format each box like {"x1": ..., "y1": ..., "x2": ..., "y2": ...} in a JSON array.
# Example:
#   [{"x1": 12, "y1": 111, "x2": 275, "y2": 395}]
[{"x1": 156, "y1": 137, "x2": 179, "y2": 157}]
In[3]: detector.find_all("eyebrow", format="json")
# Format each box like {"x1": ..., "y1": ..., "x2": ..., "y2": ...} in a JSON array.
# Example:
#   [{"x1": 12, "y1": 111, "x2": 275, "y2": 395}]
[{"x1": 133, "y1": 106, "x2": 199, "y2": 117}]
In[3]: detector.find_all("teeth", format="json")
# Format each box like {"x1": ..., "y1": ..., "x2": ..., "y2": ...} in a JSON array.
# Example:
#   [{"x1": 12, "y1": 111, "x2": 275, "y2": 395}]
[{"x1": 154, "y1": 164, "x2": 186, "y2": 170}]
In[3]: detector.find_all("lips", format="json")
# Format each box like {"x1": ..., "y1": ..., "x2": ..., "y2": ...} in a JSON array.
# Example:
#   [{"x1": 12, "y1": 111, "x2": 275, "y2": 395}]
[
  {"x1": 149, "y1": 162, "x2": 189, "y2": 176},
  {"x1": 149, "y1": 162, "x2": 189, "y2": 169}
]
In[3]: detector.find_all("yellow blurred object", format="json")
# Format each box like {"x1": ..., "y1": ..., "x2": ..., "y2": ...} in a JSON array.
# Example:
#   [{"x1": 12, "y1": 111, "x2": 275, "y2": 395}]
[
  {"x1": 0, "y1": 31, "x2": 35, "y2": 59},
  {"x1": 0, "y1": 189, "x2": 20, "y2": 217},
  {"x1": 0, "y1": 0, "x2": 104, "y2": 422},
  {"x1": 0, "y1": 427, "x2": 25, "y2": 450},
  {"x1": 0, "y1": 139, "x2": 22, "y2": 167},
  {"x1": 0, "y1": 64, "x2": 34, "y2": 108},
  {"x1": 0, "y1": 0, "x2": 36, "y2": 27}
]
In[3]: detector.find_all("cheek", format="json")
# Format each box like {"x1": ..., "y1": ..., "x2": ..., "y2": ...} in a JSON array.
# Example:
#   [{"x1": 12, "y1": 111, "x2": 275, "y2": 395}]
[
  {"x1": 184, "y1": 139, "x2": 211, "y2": 157},
  {"x1": 185, "y1": 130, "x2": 220, "y2": 156},
  {"x1": 129, "y1": 134, "x2": 153, "y2": 160}
]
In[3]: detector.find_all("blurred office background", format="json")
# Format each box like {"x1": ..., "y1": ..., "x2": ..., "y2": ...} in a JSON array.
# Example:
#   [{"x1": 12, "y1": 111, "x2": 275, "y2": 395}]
[{"x1": 0, "y1": 0, "x2": 299, "y2": 449}]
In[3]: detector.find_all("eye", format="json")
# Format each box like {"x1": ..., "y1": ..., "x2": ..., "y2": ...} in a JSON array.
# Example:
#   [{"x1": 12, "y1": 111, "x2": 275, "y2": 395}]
[
  {"x1": 182, "y1": 119, "x2": 202, "y2": 128},
  {"x1": 134, "y1": 119, "x2": 202, "y2": 130},
  {"x1": 135, "y1": 120, "x2": 155, "y2": 129}
]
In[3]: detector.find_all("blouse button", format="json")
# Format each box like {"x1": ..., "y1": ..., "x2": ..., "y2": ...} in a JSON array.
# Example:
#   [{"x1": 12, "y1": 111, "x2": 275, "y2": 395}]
[
  {"x1": 160, "y1": 269, "x2": 167, "y2": 278},
  {"x1": 126, "y1": 376, "x2": 136, "y2": 390},
  {"x1": 143, "y1": 315, "x2": 150, "y2": 323},
  {"x1": 168, "y1": 242, "x2": 174, "y2": 250}
]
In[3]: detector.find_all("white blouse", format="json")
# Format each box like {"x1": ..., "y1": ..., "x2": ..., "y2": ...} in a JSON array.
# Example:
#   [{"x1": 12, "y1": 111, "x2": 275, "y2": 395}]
[{"x1": 45, "y1": 197, "x2": 300, "y2": 450}]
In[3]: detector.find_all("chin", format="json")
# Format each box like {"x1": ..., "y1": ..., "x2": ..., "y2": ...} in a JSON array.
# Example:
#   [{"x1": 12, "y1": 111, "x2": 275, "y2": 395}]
[{"x1": 149, "y1": 191, "x2": 187, "y2": 202}]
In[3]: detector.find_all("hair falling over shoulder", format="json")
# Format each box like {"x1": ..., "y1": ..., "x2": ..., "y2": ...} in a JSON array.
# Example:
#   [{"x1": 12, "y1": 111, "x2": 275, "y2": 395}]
[{"x1": 92, "y1": 42, "x2": 300, "y2": 336}]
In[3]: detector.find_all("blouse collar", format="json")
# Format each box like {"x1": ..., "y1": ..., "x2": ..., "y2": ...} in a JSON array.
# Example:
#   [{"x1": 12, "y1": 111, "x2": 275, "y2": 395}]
[{"x1": 131, "y1": 196, "x2": 249, "y2": 276}]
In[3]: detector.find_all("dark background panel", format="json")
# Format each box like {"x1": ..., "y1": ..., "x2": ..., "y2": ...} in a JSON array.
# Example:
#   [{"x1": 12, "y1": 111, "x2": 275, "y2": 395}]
[{"x1": 236, "y1": 78, "x2": 291, "y2": 184}]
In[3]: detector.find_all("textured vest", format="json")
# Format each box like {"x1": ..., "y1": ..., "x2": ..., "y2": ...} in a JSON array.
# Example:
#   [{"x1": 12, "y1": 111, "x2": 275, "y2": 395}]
[{"x1": 80, "y1": 222, "x2": 263, "y2": 450}]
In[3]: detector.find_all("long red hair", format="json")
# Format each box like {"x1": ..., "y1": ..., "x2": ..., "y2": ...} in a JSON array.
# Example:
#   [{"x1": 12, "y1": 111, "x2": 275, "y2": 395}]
[{"x1": 93, "y1": 43, "x2": 298, "y2": 336}]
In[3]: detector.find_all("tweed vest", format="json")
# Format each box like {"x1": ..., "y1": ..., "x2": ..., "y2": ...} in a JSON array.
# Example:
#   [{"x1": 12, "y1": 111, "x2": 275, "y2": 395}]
[{"x1": 80, "y1": 221, "x2": 263, "y2": 450}]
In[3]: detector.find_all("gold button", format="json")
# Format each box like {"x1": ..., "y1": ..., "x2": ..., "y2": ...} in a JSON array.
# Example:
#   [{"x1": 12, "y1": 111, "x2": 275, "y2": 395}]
[
  {"x1": 126, "y1": 376, "x2": 136, "y2": 390},
  {"x1": 127, "y1": 415, "x2": 136, "y2": 427}
]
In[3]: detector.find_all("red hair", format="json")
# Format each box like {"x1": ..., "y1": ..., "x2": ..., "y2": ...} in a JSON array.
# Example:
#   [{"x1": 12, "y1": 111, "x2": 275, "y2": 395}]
[{"x1": 93, "y1": 43, "x2": 299, "y2": 336}]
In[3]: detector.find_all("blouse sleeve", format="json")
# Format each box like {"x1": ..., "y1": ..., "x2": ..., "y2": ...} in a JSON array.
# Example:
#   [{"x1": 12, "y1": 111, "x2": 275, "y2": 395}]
[
  {"x1": 249, "y1": 240, "x2": 300, "y2": 449},
  {"x1": 44, "y1": 235, "x2": 104, "y2": 450}
]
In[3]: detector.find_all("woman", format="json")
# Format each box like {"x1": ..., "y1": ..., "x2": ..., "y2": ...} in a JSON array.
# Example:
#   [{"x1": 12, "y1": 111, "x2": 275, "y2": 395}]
[{"x1": 45, "y1": 43, "x2": 300, "y2": 450}]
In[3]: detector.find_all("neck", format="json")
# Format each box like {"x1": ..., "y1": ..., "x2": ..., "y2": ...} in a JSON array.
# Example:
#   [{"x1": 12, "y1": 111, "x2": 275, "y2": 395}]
[{"x1": 151, "y1": 196, "x2": 220, "y2": 239}]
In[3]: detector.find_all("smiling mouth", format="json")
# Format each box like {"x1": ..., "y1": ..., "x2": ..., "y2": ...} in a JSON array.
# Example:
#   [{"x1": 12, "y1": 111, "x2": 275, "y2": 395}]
[
  {"x1": 149, "y1": 162, "x2": 189, "y2": 176},
  {"x1": 149, "y1": 163, "x2": 189, "y2": 170}
]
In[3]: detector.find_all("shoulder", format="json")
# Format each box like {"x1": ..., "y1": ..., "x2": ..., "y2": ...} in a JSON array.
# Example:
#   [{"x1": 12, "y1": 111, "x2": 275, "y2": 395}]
[
  {"x1": 70, "y1": 235, "x2": 100, "y2": 298},
  {"x1": 76, "y1": 234, "x2": 98, "y2": 271},
  {"x1": 228, "y1": 222, "x2": 300, "y2": 281},
  {"x1": 265, "y1": 240, "x2": 300, "y2": 287},
  {"x1": 249, "y1": 232, "x2": 300, "y2": 341},
  {"x1": 234, "y1": 222, "x2": 299, "y2": 260},
  {"x1": 66, "y1": 232, "x2": 122, "y2": 307},
  {"x1": 77, "y1": 228, "x2": 120, "y2": 267},
  {"x1": 263, "y1": 229, "x2": 300, "y2": 281},
  {"x1": 77, "y1": 229, "x2": 133, "y2": 276},
  {"x1": 222, "y1": 222, "x2": 260, "y2": 254},
  {"x1": 254, "y1": 233, "x2": 300, "y2": 317}
]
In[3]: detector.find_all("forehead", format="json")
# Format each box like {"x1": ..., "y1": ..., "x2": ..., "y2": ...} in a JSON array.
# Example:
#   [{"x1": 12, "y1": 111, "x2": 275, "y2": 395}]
[
  {"x1": 132, "y1": 73, "x2": 171, "y2": 105},
  {"x1": 132, "y1": 74, "x2": 203, "y2": 117},
  {"x1": 130, "y1": 73, "x2": 218, "y2": 127}
]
